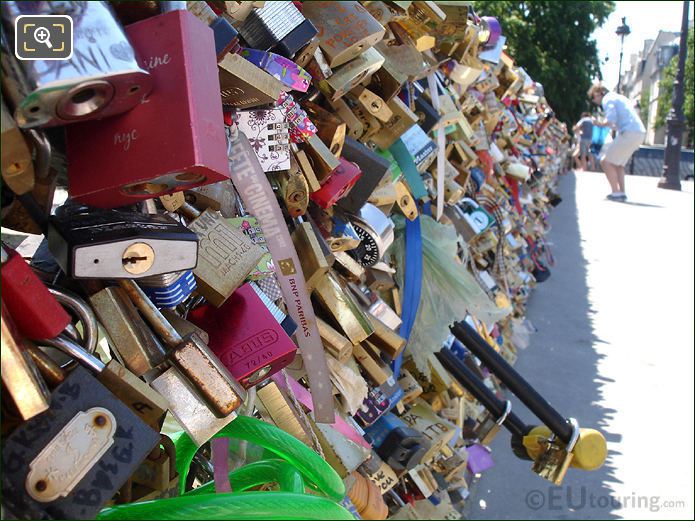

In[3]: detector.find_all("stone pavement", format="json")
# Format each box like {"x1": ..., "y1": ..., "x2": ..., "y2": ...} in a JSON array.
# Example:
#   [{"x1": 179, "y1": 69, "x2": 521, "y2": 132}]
[{"x1": 465, "y1": 171, "x2": 694, "y2": 520}]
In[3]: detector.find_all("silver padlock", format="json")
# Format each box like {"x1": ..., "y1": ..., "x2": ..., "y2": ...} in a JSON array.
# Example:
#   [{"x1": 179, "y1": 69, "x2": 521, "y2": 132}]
[{"x1": 0, "y1": 1, "x2": 152, "y2": 128}]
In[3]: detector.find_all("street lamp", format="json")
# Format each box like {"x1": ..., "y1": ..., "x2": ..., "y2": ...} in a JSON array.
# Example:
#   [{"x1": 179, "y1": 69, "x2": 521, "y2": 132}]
[
  {"x1": 616, "y1": 17, "x2": 631, "y2": 94},
  {"x1": 658, "y1": 0, "x2": 689, "y2": 191}
]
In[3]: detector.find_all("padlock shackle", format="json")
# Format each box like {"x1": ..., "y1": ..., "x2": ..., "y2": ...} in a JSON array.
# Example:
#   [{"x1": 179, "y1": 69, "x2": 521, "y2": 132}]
[
  {"x1": 41, "y1": 334, "x2": 106, "y2": 373},
  {"x1": 435, "y1": 348, "x2": 529, "y2": 439},
  {"x1": 46, "y1": 286, "x2": 99, "y2": 356},
  {"x1": 451, "y1": 320, "x2": 574, "y2": 445}
]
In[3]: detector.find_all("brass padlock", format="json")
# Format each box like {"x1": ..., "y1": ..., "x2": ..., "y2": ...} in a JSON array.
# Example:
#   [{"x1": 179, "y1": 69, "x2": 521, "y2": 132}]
[
  {"x1": 1, "y1": 304, "x2": 50, "y2": 421},
  {"x1": 528, "y1": 418, "x2": 580, "y2": 485},
  {"x1": 218, "y1": 53, "x2": 284, "y2": 109},
  {"x1": 301, "y1": 100, "x2": 347, "y2": 158},
  {"x1": 130, "y1": 435, "x2": 179, "y2": 496},
  {"x1": 1, "y1": 100, "x2": 34, "y2": 196},
  {"x1": 474, "y1": 399, "x2": 512, "y2": 446},
  {"x1": 119, "y1": 279, "x2": 246, "y2": 419},
  {"x1": 316, "y1": 316, "x2": 353, "y2": 364},
  {"x1": 90, "y1": 286, "x2": 165, "y2": 377},
  {"x1": 292, "y1": 221, "x2": 330, "y2": 291},
  {"x1": 303, "y1": 1, "x2": 386, "y2": 68},
  {"x1": 369, "y1": 96, "x2": 419, "y2": 150}
]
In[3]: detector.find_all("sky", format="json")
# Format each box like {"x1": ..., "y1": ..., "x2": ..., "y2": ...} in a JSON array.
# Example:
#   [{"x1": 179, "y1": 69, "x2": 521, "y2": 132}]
[{"x1": 592, "y1": 1, "x2": 694, "y2": 90}]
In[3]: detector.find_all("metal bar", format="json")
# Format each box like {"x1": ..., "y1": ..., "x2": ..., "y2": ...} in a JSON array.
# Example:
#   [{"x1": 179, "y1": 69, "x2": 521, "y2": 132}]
[
  {"x1": 435, "y1": 348, "x2": 528, "y2": 439},
  {"x1": 451, "y1": 320, "x2": 574, "y2": 444},
  {"x1": 118, "y1": 280, "x2": 182, "y2": 347}
]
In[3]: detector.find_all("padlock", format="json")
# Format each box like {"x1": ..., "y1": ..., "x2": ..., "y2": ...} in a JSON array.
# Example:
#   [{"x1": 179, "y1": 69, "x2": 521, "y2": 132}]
[
  {"x1": 313, "y1": 271, "x2": 374, "y2": 344},
  {"x1": 277, "y1": 170, "x2": 310, "y2": 218},
  {"x1": 186, "y1": 1, "x2": 240, "y2": 61},
  {"x1": 301, "y1": 100, "x2": 347, "y2": 158},
  {"x1": 1, "y1": 365, "x2": 160, "y2": 520},
  {"x1": 1, "y1": 244, "x2": 71, "y2": 340},
  {"x1": 297, "y1": 133, "x2": 341, "y2": 185},
  {"x1": 326, "y1": 97, "x2": 366, "y2": 140},
  {"x1": 365, "y1": 313, "x2": 405, "y2": 361},
  {"x1": 0, "y1": 1, "x2": 152, "y2": 129},
  {"x1": 47, "y1": 207, "x2": 198, "y2": 280},
  {"x1": 130, "y1": 435, "x2": 179, "y2": 495},
  {"x1": 348, "y1": 99, "x2": 383, "y2": 145},
  {"x1": 239, "y1": 48, "x2": 312, "y2": 92},
  {"x1": 291, "y1": 221, "x2": 330, "y2": 290},
  {"x1": 336, "y1": 137, "x2": 392, "y2": 214},
  {"x1": 218, "y1": 53, "x2": 284, "y2": 109},
  {"x1": 89, "y1": 285, "x2": 166, "y2": 377},
  {"x1": 368, "y1": 96, "x2": 419, "y2": 151},
  {"x1": 528, "y1": 419, "x2": 580, "y2": 485},
  {"x1": 364, "y1": 412, "x2": 431, "y2": 473},
  {"x1": 347, "y1": 203, "x2": 395, "y2": 267},
  {"x1": 186, "y1": 180, "x2": 237, "y2": 218},
  {"x1": 226, "y1": 214, "x2": 276, "y2": 282},
  {"x1": 187, "y1": 283, "x2": 297, "y2": 389},
  {"x1": 237, "y1": 1, "x2": 317, "y2": 58},
  {"x1": 352, "y1": 343, "x2": 392, "y2": 387},
  {"x1": 119, "y1": 279, "x2": 246, "y2": 418},
  {"x1": 235, "y1": 108, "x2": 291, "y2": 172},
  {"x1": 173, "y1": 201, "x2": 264, "y2": 306},
  {"x1": 255, "y1": 380, "x2": 314, "y2": 447},
  {"x1": 138, "y1": 270, "x2": 198, "y2": 309},
  {"x1": 474, "y1": 400, "x2": 512, "y2": 446},
  {"x1": 1, "y1": 100, "x2": 34, "y2": 196},
  {"x1": 65, "y1": 9, "x2": 230, "y2": 208},
  {"x1": 332, "y1": 250, "x2": 366, "y2": 285},
  {"x1": 39, "y1": 330, "x2": 168, "y2": 430},
  {"x1": 316, "y1": 316, "x2": 353, "y2": 364},
  {"x1": 1, "y1": 303, "x2": 50, "y2": 421},
  {"x1": 293, "y1": 36, "x2": 321, "y2": 69},
  {"x1": 150, "y1": 366, "x2": 238, "y2": 447},
  {"x1": 302, "y1": 1, "x2": 385, "y2": 68},
  {"x1": 310, "y1": 158, "x2": 362, "y2": 209},
  {"x1": 307, "y1": 47, "x2": 385, "y2": 102},
  {"x1": 393, "y1": 180, "x2": 418, "y2": 220}
]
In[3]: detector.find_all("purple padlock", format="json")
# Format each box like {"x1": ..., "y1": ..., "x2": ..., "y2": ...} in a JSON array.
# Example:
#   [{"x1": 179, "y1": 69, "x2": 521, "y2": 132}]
[{"x1": 466, "y1": 443, "x2": 495, "y2": 474}]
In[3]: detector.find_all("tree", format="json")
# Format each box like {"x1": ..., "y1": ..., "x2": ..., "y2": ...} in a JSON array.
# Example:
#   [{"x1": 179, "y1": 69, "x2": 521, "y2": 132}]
[
  {"x1": 655, "y1": 28, "x2": 694, "y2": 148},
  {"x1": 473, "y1": 1, "x2": 614, "y2": 125}
]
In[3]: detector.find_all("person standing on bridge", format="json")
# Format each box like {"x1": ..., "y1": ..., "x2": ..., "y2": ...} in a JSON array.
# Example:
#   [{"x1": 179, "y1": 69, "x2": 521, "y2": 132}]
[{"x1": 588, "y1": 83, "x2": 646, "y2": 201}]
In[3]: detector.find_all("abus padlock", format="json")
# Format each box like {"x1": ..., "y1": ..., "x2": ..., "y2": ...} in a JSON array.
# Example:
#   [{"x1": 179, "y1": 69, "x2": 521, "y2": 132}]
[
  {"x1": 65, "y1": 9, "x2": 230, "y2": 208},
  {"x1": 47, "y1": 207, "x2": 198, "y2": 279},
  {"x1": 187, "y1": 283, "x2": 298, "y2": 389},
  {"x1": 2, "y1": 365, "x2": 160, "y2": 520},
  {"x1": 302, "y1": 1, "x2": 386, "y2": 68},
  {"x1": 0, "y1": 1, "x2": 152, "y2": 129}
]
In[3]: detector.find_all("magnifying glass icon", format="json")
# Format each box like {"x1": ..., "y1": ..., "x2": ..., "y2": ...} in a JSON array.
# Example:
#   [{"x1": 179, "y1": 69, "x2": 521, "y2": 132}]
[{"x1": 33, "y1": 26, "x2": 53, "y2": 49}]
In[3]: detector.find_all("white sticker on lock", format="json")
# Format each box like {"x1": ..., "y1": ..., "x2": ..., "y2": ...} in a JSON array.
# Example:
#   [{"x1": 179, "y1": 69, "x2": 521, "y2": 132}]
[{"x1": 26, "y1": 407, "x2": 117, "y2": 502}]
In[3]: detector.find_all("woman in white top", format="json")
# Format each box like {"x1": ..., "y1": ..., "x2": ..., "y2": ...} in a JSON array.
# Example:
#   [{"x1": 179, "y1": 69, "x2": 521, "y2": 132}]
[{"x1": 588, "y1": 83, "x2": 646, "y2": 201}]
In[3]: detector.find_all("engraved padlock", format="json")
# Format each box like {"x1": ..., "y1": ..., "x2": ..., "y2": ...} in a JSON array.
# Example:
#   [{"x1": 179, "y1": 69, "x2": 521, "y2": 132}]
[
  {"x1": 0, "y1": 1, "x2": 152, "y2": 128},
  {"x1": 1, "y1": 364, "x2": 160, "y2": 520},
  {"x1": 65, "y1": 9, "x2": 231, "y2": 208}
]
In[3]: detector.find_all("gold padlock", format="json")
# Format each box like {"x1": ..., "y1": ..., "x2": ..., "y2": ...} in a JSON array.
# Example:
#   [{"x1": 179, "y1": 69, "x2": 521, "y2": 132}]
[
  {"x1": 292, "y1": 221, "x2": 330, "y2": 291},
  {"x1": 218, "y1": 53, "x2": 284, "y2": 109},
  {"x1": 302, "y1": 100, "x2": 347, "y2": 158}
]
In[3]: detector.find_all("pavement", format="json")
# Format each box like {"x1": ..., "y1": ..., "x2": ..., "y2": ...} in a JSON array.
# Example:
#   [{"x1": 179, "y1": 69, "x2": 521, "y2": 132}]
[{"x1": 465, "y1": 171, "x2": 694, "y2": 520}]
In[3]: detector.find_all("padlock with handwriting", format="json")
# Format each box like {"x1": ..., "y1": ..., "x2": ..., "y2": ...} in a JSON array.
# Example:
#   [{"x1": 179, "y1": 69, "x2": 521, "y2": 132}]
[
  {"x1": 0, "y1": 1, "x2": 152, "y2": 129},
  {"x1": 66, "y1": 10, "x2": 230, "y2": 208}
]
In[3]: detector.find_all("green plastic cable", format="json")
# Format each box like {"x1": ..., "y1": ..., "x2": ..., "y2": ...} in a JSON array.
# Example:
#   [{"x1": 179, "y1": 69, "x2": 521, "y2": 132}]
[
  {"x1": 184, "y1": 459, "x2": 305, "y2": 495},
  {"x1": 97, "y1": 491, "x2": 354, "y2": 520},
  {"x1": 172, "y1": 416, "x2": 345, "y2": 501}
]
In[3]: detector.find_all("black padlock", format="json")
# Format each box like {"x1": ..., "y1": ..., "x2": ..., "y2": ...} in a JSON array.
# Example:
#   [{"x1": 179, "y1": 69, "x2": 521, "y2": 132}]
[
  {"x1": 337, "y1": 137, "x2": 392, "y2": 214},
  {"x1": 1, "y1": 366, "x2": 160, "y2": 519},
  {"x1": 47, "y1": 206, "x2": 198, "y2": 279}
]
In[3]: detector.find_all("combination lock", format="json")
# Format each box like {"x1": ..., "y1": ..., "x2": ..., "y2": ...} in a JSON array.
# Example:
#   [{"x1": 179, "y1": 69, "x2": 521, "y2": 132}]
[{"x1": 347, "y1": 203, "x2": 395, "y2": 267}]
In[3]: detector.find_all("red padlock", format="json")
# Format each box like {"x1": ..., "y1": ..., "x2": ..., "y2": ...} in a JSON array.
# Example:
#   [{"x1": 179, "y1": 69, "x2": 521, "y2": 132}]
[
  {"x1": 310, "y1": 157, "x2": 362, "y2": 209},
  {"x1": 66, "y1": 10, "x2": 230, "y2": 208},
  {"x1": 187, "y1": 283, "x2": 297, "y2": 389},
  {"x1": 1, "y1": 245, "x2": 70, "y2": 340}
]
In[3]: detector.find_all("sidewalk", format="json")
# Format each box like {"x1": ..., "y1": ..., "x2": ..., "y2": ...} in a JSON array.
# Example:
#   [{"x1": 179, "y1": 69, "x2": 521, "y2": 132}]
[{"x1": 465, "y1": 171, "x2": 694, "y2": 520}]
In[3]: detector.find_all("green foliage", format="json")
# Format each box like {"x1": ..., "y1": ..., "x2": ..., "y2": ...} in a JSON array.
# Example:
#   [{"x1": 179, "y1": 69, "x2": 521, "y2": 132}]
[
  {"x1": 640, "y1": 87, "x2": 650, "y2": 128},
  {"x1": 655, "y1": 28, "x2": 694, "y2": 147},
  {"x1": 473, "y1": 0, "x2": 615, "y2": 125}
]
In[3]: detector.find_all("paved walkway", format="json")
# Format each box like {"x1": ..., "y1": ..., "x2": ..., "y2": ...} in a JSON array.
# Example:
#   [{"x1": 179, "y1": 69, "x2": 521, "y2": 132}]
[{"x1": 465, "y1": 171, "x2": 694, "y2": 520}]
